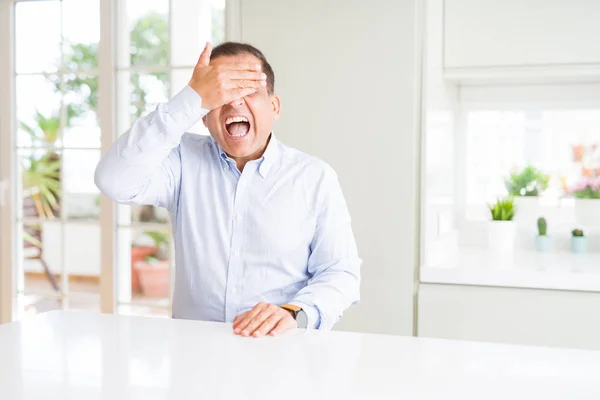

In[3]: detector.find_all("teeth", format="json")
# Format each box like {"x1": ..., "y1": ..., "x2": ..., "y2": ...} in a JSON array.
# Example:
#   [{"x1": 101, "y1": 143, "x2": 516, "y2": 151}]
[{"x1": 225, "y1": 116, "x2": 249, "y2": 125}]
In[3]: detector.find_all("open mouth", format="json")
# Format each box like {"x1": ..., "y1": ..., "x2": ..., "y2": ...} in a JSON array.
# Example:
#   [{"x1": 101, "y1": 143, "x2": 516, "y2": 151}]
[{"x1": 225, "y1": 116, "x2": 251, "y2": 138}]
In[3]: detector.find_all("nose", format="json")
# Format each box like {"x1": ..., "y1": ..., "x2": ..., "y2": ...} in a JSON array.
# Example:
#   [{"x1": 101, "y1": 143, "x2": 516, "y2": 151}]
[{"x1": 227, "y1": 97, "x2": 245, "y2": 107}]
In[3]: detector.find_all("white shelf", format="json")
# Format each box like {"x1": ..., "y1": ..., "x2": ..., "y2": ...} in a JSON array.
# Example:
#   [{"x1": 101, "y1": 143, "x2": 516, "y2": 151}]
[{"x1": 421, "y1": 248, "x2": 600, "y2": 292}]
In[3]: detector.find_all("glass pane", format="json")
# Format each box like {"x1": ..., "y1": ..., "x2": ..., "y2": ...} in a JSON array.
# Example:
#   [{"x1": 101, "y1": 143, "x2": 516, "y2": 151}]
[
  {"x1": 64, "y1": 222, "x2": 101, "y2": 297},
  {"x1": 63, "y1": 75, "x2": 101, "y2": 148},
  {"x1": 19, "y1": 149, "x2": 62, "y2": 220},
  {"x1": 171, "y1": 0, "x2": 225, "y2": 67},
  {"x1": 117, "y1": 0, "x2": 169, "y2": 68},
  {"x1": 63, "y1": 150, "x2": 100, "y2": 220},
  {"x1": 62, "y1": 0, "x2": 100, "y2": 74},
  {"x1": 16, "y1": 75, "x2": 63, "y2": 148},
  {"x1": 21, "y1": 219, "x2": 63, "y2": 298},
  {"x1": 117, "y1": 227, "x2": 171, "y2": 306},
  {"x1": 117, "y1": 71, "x2": 169, "y2": 128},
  {"x1": 171, "y1": 69, "x2": 209, "y2": 135},
  {"x1": 15, "y1": 1, "x2": 62, "y2": 74}
]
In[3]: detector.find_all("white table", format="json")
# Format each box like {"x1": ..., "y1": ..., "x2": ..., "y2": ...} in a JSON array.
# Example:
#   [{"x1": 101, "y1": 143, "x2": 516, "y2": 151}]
[{"x1": 1, "y1": 311, "x2": 599, "y2": 399}]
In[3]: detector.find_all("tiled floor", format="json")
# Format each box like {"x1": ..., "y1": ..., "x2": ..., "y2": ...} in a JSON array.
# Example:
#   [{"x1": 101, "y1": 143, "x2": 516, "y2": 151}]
[{"x1": 21, "y1": 275, "x2": 170, "y2": 319}]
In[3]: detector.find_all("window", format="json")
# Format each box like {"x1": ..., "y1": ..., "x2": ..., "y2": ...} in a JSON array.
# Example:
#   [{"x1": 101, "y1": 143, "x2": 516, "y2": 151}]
[
  {"x1": 421, "y1": 84, "x2": 600, "y2": 291},
  {"x1": 3, "y1": 0, "x2": 226, "y2": 321}
]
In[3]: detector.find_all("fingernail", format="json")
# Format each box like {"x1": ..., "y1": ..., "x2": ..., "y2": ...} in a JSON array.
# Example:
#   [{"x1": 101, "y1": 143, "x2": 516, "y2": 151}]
[
  {"x1": 256, "y1": 64, "x2": 261, "y2": 70},
  {"x1": 260, "y1": 73, "x2": 267, "y2": 80},
  {"x1": 271, "y1": 331, "x2": 277, "y2": 336},
  {"x1": 253, "y1": 332, "x2": 261, "y2": 337},
  {"x1": 234, "y1": 328, "x2": 240, "y2": 334},
  {"x1": 242, "y1": 330, "x2": 249, "y2": 336}
]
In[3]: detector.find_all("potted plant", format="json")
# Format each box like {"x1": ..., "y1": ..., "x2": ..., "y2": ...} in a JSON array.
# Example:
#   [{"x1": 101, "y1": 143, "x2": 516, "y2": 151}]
[
  {"x1": 130, "y1": 242, "x2": 158, "y2": 294},
  {"x1": 488, "y1": 197, "x2": 516, "y2": 252},
  {"x1": 535, "y1": 217, "x2": 552, "y2": 252},
  {"x1": 571, "y1": 229, "x2": 587, "y2": 254},
  {"x1": 505, "y1": 165, "x2": 549, "y2": 224},
  {"x1": 134, "y1": 231, "x2": 170, "y2": 298},
  {"x1": 569, "y1": 176, "x2": 600, "y2": 226}
]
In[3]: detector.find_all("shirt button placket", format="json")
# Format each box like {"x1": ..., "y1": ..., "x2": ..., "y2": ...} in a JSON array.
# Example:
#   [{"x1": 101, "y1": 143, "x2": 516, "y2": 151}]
[{"x1": 226, "y1": 177, "x2": 246, "y2": 321}]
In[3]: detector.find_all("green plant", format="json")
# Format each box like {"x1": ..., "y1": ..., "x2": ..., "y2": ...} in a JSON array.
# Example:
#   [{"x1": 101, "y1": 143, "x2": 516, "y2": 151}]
[
  {"x1": 489, "y1": 198, "x2": 515, "y2": 221},
  {"x1": 537, "y1": 217, "x2": 547, "y2": 236},
  {"x1": 505, "y1": 165, "x2": 550, "y2": 197},
  {"x1": 144, "y1": 231, "x2": 169, "y2": 247},
  {"x1": 22, "y1": 154, "x2": 61, "y2": 218},
  {"x1": 572, "y1": 229, "x2": 584, "y2": 237}
]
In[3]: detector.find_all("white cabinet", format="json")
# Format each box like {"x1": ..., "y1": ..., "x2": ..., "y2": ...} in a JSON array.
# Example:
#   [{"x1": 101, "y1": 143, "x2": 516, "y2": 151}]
[{"x1": 443, "y1": 0, "x2": 600, "y2": 82}]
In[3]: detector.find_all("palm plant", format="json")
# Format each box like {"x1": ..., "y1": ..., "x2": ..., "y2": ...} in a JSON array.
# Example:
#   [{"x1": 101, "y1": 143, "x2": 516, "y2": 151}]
[{"x1": 22, "y1": 154, "x2": 61, "y2": 219}]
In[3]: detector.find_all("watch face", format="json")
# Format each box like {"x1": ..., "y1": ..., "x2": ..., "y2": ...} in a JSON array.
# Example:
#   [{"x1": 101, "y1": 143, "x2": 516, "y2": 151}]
[{"x1": 296, "y1": 309, "x2": 308, "y2": 329}]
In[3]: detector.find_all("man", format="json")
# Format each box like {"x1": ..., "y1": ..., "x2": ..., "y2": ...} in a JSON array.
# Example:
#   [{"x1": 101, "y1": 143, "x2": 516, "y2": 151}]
[{"x1": 95, "y1": 42, "x2": 361, "y2": 338}]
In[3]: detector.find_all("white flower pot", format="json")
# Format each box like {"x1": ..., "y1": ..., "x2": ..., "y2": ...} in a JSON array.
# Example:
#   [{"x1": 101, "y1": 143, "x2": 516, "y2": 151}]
[
  {"x1": 488, "y1": 221, "x2": 516, "y2": 252},
  {"x1": 574, "y1": 199, "x2": 600, "y2": 226}
]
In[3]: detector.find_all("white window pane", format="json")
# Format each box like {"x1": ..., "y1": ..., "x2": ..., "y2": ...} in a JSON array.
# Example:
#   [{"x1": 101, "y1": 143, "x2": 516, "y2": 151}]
[
  {"x1": 16, "y1": 1, "x2": 62, "y2": 74},
  {"x1": 171, "y1": 0, "x2": 223, "y2": 66},
  {"x1": 117, "y1": 0, "x2": 170, "y2": 68},
  {"x1": 62, "y1": 0, "x2": 100, "y2": 72},
  {"x1": 16, "y1": 75, "x2": 62, "y2": 148}
]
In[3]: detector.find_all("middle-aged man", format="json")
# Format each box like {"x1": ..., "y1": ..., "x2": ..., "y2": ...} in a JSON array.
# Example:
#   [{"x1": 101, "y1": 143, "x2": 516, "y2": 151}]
[{"x1": 95, "y1": 41, "x2": 361, "y2": 337}]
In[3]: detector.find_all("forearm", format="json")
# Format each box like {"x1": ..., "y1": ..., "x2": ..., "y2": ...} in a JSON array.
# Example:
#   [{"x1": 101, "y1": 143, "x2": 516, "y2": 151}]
[
  {"x1": 95, "y1": 86, "x2": 207, "y2": 205},
  {"x1": 291, "y1": 257, "x2": 361, "y2": 330}
]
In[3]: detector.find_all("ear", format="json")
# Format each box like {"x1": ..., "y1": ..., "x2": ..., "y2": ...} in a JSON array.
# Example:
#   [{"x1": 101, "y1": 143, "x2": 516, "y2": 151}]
[{"x1": 271, "y1": 94, "x2": 281, "y2": 120}]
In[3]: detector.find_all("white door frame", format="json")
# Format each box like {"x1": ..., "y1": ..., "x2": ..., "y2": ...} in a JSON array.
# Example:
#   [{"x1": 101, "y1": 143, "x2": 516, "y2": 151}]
[{"x1": 0, "y1": 0, "x2": 16, "y2": 324}]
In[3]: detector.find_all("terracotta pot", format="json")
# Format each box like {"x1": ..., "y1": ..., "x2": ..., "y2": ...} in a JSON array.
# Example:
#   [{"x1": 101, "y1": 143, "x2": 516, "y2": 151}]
[
  {"x1": 135, "y1": 260, "x2": 169, "y2": 298},
  {"x1": 572, "y1": 145, "x2": 584, "y2": 162},
  {"x1": 130, "y1": 246, "x2": 158, "y2": 293}
]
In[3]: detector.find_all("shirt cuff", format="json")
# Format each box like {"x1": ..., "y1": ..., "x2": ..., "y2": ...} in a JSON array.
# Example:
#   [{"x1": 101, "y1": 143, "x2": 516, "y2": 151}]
[
  {"x1": 166, "y1": 85, "x2": 211, "y2": 131},
  {"x1": 290, "y1": 301, "x2": 321, "y2": 330}
]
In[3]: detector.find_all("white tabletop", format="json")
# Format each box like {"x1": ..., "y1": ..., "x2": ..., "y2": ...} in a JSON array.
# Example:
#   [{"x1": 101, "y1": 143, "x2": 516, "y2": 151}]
[{"x1": 1, "y1": 311, "x2": 599, "y2": 400}]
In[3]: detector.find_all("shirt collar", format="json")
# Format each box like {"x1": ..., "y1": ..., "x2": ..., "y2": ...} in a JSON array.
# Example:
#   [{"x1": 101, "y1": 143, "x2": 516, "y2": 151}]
[
  {"x1": 213, "y1": 133, "x2": 279, "y2": 178},
  {"x1": 258, "y1": 133, "x2": 279, "y2": 179}
]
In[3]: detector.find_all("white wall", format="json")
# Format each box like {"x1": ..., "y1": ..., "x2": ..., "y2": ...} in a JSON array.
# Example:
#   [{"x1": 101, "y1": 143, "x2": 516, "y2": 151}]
[
  {"x1": 239, "y1": 0, "x2": 421, "y2": 335},
  {"x1": 418, "y1": 283, "x2": 600, "y2": 350}
]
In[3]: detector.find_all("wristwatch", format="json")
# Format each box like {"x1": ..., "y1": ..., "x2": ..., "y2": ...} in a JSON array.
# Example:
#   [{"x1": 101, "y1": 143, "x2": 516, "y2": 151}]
[{"x1": 281, "y1": 304, "x2": 309, "y2": 329}]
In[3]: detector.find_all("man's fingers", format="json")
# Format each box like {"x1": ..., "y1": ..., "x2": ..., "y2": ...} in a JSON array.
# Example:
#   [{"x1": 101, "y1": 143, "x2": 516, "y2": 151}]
[
  {"x1": 253, "y1": 313, "x2": 283, "y2": 338},
  {"x1": 227, "y1": 87, "x2": 258, "y2": 102},
  {"x1": 269, "y1": 316, "x2": 297, "y2": 336},
  {"x1": 234, "y1": 303, "x2": 266, "y2": 334},
  {"x1": 222, "y1": 63, "x2": 262, "y2": 72},
  {"x1": 227, "y1": 70, "x2": 267, "y2": 81},
  {"x1": 196, "y1": 42, "x2": 212, "y2": 68},
  {"x1": 233, "y1": 311, "x2": 249, "y2": 329},
  {"x1": 225, "y1": 79, "x2": 266, "y2": 90},
  {"x1": 240, "y1": 306, "x2": 277, "y2": 337}
]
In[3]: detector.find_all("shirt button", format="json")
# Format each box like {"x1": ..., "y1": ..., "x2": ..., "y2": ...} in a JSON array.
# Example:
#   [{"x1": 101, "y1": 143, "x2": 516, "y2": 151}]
[{"x1": 234, "y1": 251, "x2": 240, "y2": 257}]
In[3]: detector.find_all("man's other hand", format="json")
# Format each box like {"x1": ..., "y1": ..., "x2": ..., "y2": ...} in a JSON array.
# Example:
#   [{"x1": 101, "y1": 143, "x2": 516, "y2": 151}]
[
  {"x1": 188, "y1": 42, "x2": 267, "y2": 110},
  {"x1": 233, "y1": 302, "x2": 297, "y2": 338}
]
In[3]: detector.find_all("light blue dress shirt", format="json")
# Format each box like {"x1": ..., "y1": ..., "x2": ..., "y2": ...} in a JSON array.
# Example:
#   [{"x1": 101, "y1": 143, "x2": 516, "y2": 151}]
[{"x1": 95, "y1": 86, "x2": 361, "y2": 329}]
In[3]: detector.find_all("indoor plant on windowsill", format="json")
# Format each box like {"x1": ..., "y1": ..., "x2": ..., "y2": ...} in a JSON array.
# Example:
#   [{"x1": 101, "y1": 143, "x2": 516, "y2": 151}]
[
  {"x1": 505, "y1": 165, "x2": 549, "y2": 224},
  {"x1": 535, "y1": 217, "x2": 552, "y2": 253},
  {"x1": 488, "y1": 197, "x2": 516, "y2": 253},
  {"x1": 134, "y1": 231, "x2": 170, "y2": 298},
  {"x1": 569, "y1": 177, "x2": 600, "y2": 226},
  {"x1": 571, "y1": 229, "x2": 587, "y2": 254}
]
